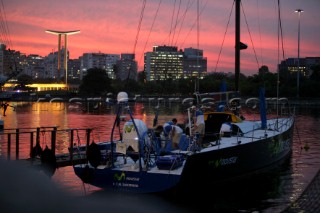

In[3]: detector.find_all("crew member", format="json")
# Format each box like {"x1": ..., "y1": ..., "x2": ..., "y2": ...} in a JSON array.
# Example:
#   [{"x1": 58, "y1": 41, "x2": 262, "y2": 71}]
[
  {"x1": 193, "y1": 106, "x2": 205, "y2": 147},
  {"x1": 163, "y1": 120, "x2": 183, "y2": 149}
]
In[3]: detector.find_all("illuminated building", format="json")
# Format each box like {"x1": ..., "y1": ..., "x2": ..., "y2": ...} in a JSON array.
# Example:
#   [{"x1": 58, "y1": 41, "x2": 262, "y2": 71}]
[
  {"x1": 278, "y1": 57, "x2": 320, "y2": 80},
  {"x1": 144, "y1": 45, "x2": 207, "y2": 81},
  {"x1": 116, "y1": 53, "x2": 137, "y2": 81},
  {"x1": 183, "y1": 47, "x2": 207, "y2": 79},
  {"x1": 2, "y1": 82, "x2": 69, "y2": 91},
  {"x1": 279, "y1": 58, "x2": 306, "y2": 77},
  {"x1": 80, "y1": 53, "x2": 120, "y2": 80},
  {"x1": 144, "y1": 46, "x2": 184, "y2": 81},
  {"x1": 0, "y1": 44, "x2": 24, "y2": 82}
]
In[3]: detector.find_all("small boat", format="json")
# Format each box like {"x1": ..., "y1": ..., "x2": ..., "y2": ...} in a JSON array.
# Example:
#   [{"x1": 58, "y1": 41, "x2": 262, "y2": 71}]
[{"x1": 71, "y1": 0, "x2": 294, "y2": 194}]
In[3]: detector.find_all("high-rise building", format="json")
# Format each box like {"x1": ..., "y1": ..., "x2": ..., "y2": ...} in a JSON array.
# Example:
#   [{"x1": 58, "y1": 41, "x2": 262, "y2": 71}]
[
  {"x1": 279, "y1": 57, "x2": 306, "y2": 77},
  {"x1": 24, "y1": 54, "x2": 44, "y2": 79},
  {"x1": 278, "y1": 57, "x2": 320, "y2": 78},
  {"x1": 183, "y1": 47, "x2": 207, "y2": 79},
  {"x1": 305, "y1": 57, "x2": 320, "y2": 76},
  {"x1": 144, "y1": 45, "x2": 207, "y2": 81},
  {"x1": 144, "y1": 45, "x2": 184, "y2": 81},
  {"x1": 68, "y1": 59, "x2": 81, "y2": 81},
  {"x1": 116, "y1": 53, "x2": 137, "y2": 81},
  {"x1": 80, "y1": 53, "x2": 120, "y2": 80},
  {"x1": 43, "y1": 48, "x2": 68, "y2": 80},
  {"x1": 0, "y1": 44, "x2": 24, "y2": 84}
]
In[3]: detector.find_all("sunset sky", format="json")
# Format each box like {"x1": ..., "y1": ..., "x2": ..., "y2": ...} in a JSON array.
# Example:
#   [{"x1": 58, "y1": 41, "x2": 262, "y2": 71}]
[{"x1": 2, "y1": 0, "x2": 319, "y2": 76}]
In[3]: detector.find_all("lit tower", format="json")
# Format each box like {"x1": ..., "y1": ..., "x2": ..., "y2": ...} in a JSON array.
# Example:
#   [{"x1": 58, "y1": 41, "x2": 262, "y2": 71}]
[{"x1": 45, "y1": 30, "x2": 80, "y2": 84}]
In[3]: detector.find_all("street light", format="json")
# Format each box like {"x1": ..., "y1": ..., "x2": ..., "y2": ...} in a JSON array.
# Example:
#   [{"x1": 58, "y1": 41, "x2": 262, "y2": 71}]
[{"x1": 295, "y1": 9, "x2": 303, "y2": 98}]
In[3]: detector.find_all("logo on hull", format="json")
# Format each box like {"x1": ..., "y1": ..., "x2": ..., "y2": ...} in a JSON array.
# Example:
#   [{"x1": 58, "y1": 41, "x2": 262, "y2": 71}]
[
  {"x1": 209, "y1": 156, "x2": 238, "y2": 168},
  {"x1": 113, "y1": 172, "x2": 140, "y2": 188},
  {"x1": 114, "y1": 172, "x2": 126, "y2": 181}
]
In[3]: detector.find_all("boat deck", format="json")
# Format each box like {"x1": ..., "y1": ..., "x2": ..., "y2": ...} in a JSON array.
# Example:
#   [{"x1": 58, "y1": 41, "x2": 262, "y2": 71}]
[{"x1": 201, "y1": 117, "x2": 294, "y2": 152}]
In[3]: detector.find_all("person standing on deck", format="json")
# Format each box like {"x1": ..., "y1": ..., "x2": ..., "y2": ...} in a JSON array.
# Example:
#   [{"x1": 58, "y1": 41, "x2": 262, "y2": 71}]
[
  {"x1": 172, "y1": 118, "x2": 178, "y2": 125},
  {"x1": 193, "y1": 106, "x2": 205, "y2": 147},
  {"x1": 163, "y1": 120, "x2": 183, "y2": 149}
]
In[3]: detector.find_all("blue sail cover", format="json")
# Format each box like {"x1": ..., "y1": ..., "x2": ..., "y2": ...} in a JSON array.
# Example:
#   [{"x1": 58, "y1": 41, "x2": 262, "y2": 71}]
[
  {"x1": 216, "y1": 80, "x2": 227, "y2": 112},
  {"x1": 220, "y1": 80, "x2": 227, "y2": 92},
  {"x1": 259, "y1": 87, "x2": 267, "y2": 129}
]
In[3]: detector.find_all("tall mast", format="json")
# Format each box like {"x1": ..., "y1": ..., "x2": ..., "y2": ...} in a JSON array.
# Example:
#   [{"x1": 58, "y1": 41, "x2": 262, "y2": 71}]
[{"x1": 235, "y1": 0, "x2": 240, "y2": 91}]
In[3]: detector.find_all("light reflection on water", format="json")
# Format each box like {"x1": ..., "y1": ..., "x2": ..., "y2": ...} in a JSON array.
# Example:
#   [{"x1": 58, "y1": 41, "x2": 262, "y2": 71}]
[{"x1": 0, "y1": 102, "x2": 319, "y2": 212}]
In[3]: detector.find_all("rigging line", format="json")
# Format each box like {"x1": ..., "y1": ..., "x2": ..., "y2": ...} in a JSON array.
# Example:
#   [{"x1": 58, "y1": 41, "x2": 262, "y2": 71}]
[
  {"x1": 129, "y1": 0, "x2": 146, "y2": 81},
  {"x1": 170, "y1": 0, "x2": 182, "y2": 46},
  {"x1": 277, "y1": 0, "x2": 286, "y2": 61},
  {"x1": 277, "y1": 0, "x2": 287, "y2": 102},
  {"x1": 0, "y1": 1, "x2": 4, "y2": 43},
  {"x1": 276, "y1": 0, "x2": 280, "y2": 116},
  {"x1": 256, "y1": 0, "x2": 263, "y2": 66},
  {"x1": 214, "y1": 1, "x2": 235, "y2": 73},
  {"x1": 173, "y1": 0, "x2": 194, "y2": 47},
  {"x1": 132, "y1": 0, "x2": 147, "y2": 55},
  {"x1": 195, "y1": 0, "x2": 200, "y2": 93},
  {"x1": 178, "y1": 0, "x2": 208, "y2": 48},
  {"x1": 197, "y1": 0, "x2": 199, "y2": 50},
  {"x1": 0, "y1": 8, "x2": 3, "y2": 43},
  {"x1": 164, "y1": 0, "x2": 177, "y2": 45},
  {"x1": 241, "y1": 2, "x2": 260, "y2": 70},
  {"x1": 138, "y1": 0, "x2": 163, "y2": 69},
  {"x1": 0, "y1": 0, "x2": 12, "y2": 48},
  {"x1": 0, "y1": 1, "x2": 7, "y2": 44}
]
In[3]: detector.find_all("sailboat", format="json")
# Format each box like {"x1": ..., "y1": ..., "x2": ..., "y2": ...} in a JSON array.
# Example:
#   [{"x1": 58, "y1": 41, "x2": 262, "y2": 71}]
[{"x1": 71, "y1": 0, "x2": 294, "y2": 193}]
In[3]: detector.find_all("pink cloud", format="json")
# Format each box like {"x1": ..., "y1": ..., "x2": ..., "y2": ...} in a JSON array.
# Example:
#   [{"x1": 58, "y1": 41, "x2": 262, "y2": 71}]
[{"x1": 3, "y1": 0, "x2": 320, "y2": 76}]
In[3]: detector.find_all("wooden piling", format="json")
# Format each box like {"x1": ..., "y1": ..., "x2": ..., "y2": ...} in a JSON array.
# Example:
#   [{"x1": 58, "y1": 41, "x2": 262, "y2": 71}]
[
  {"x1": 86, "y1": 129, "x2": 91, "y2": 146},
  {"x1": 51, "y1": 127, "x2": 57, "y2": 155},
  {"x1": 29, "y1": 132, "x2": 34, "y2": 158},
  {"x1": 15, "y1": 129, "x2": 19, "y2": 160},
  {"x1": 70, "y1": 129, "x2": 74, "y2": 162},
  {"x1": 7, "y1": 133, "x2": 11, "y2": 160},
  {"x1": 36, "y1": 127, "x2": 40, "y2": 144}
]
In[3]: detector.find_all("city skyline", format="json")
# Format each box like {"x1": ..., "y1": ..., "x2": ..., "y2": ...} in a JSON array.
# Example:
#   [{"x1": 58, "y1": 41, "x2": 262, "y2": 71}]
[{"x1": 2, "y1": 0, "x2": 320, "y2": 76}]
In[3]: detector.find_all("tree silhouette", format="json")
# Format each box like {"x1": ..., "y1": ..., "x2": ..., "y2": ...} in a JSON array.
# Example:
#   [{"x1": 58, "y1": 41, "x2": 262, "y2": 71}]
[{"x1": 79, "y1": 68, "x2": 112, "y2": 96}]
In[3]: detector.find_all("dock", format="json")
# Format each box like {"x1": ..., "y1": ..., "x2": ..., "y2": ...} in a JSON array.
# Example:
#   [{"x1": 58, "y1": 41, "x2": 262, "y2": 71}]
[{"x1": 0, "y1": 126, "x2": 94, "y2": 168}]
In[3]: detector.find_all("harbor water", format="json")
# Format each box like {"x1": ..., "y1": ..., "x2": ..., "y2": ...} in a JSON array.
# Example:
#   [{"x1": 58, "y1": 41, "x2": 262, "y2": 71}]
[{"x1": 0, "y1": 101, "x2": 319, "y2": 212}]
